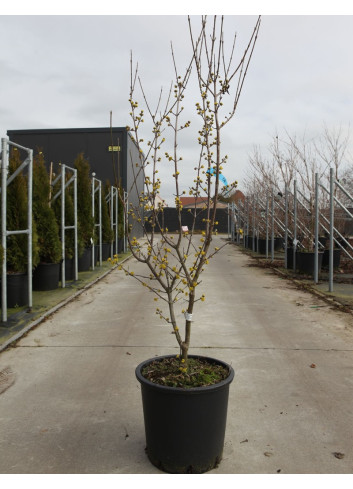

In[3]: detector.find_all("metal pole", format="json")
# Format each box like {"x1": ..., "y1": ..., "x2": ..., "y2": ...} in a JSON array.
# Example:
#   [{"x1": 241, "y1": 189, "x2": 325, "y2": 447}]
[
  {"x1": 73, "y1": 169, "x2": 78, "y2": 281},
  {"x1": 228, "y1": 203, "x2": 230, "y2": 240},
  {"x1": 1, "y1": 138, "x2": 8, "y2": 322},
  {"x1": 329, "y1": 167, "x2": 334, "y2": 292},
  {"x1": 266, "y1": 193, "x2": 269, "y2": 259},
  {"x1": 91, "y1": 176, "x2": 95, "y2": 270},
  {"x1": 99, "y1": 180, "x2": 102, "y2": 266},
  {"x1": 27, "y1": 149, "x2": 33, "y2": 311},
  {"x1": 124, "y1": 191, "x2": 128, "y2": 253},
  {"x1": 284, "y1": 184, "x2": 288, "y2": 268},
  {"x1": 110, "y1": 186, "x2": 114, "y2": 258},
  {"x1": 293, "y1": 180, "x2": 297, "y2": 271},
  {"x1": 115, "y1": 187, "x2": 118, "y2": 255},
  {"x1": 252, "y1": 196, "x2": 255, "y2": 252},
  {"x1": 61, "y1": 165, "x2": 66, "y2": 288},
  {"x1": 314, "y1": 173, "x2": 319, "y2": 284},
  {"x1": 271, "y1": 189, "x2": 274, "y2": 261}
]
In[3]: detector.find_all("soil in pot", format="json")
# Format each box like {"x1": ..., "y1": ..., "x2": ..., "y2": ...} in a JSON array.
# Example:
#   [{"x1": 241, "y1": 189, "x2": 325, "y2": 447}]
[
  {"x1": 136, "y1": 355, "x2": 234, "y2": 474},
  {"x1": 33, "y1": 262, "x2": 60, "y2": 291}
]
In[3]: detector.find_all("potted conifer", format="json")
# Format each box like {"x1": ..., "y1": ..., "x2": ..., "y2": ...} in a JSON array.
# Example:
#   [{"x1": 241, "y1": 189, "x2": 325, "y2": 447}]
[
  {"x1": 74, "y1": 153, "x2": 95, "y2": 271},
  {"x1": 32, "y1": 150, "x2": 62, "y2": 290},
  {"x1": 113, "y1": 15, "x2": 261, "y2": 473},
  {"x1": 4, "y1": 148, "x2": 39, "y2": 307},
  {"x1": 52, "y1": 171, "x2": 84, "y2": 281},
  {"x1": 101, "y1": 182, "x2": 114, "y2": 261}
]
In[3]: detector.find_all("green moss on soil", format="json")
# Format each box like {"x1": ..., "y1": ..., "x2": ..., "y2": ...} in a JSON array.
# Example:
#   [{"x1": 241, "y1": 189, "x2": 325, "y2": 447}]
[{"x1": 142, "y1": 356, "x2": 229, "y2": 388}]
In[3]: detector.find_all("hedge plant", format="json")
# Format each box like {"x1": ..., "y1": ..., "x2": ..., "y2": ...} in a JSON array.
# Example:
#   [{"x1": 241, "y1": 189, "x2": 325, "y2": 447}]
[
  {"x1": 6, "y1": 148, "x2": 39, "y2": 273},
  {"x1": 74, "y1": 152, "x2": 95, "y2": 250}
]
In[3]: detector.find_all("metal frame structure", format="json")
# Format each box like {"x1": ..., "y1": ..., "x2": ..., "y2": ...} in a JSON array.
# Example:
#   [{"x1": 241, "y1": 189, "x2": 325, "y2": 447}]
[
  {"x1": 124, "y1": 190, "x2": 128, "y2": 253},
  {"x1": 1, "y1": 138, "x2": 33, "y2": 323},
  {"x1": 91, "y1": 174, "x2": 102, "y2": 270},
  {"x1": 233, "y1": 171, "x2": 353, "y2": 292},
  {"x1": 51, "y1": 164, "x2": 78, "y2": 288},
  {"x1": 106, "y1": 185, "x2": 119, "y2": 257}
]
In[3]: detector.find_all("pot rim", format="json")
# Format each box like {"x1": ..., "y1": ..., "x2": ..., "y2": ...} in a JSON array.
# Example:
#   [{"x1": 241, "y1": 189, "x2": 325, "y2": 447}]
[{"x1": 135, "y1": 354, "x2": 234, "y2": 395}]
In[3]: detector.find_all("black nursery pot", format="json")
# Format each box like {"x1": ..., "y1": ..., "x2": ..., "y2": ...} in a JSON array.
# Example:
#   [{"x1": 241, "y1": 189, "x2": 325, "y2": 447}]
[
  {"x1": 101, "y1": 243, "x2": 111, "y2": 261},
  {"x1": 296, "y1": 251, "x2": 323, "y2": 275},
  {"x1": 33, "y1": 262, "x2": 60, "y2": 291},
  {"x1": 257, "y1": 238, "x2": 270, "y2": 254},
  {"x1": 286, "y1": 247, "x2": 295, "y2": 269},
  {"x1": 78, "y1": 247, "x2": 92, "y2": 271},
  {"x1": 135, "y1": 355, "x2": 234, "y2": 474},
  {"x1": 322, "y1": 248, "x2": 341, "y2": 269},
  {"x1": 1, "y1": 272, "x2": 28, "y2": 308}
]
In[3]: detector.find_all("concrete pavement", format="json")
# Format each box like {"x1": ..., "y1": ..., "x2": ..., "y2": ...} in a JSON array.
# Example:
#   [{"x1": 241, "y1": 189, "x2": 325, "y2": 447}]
[{"x1": 0, "y1": 235, "x2": 353, "y2": 474}]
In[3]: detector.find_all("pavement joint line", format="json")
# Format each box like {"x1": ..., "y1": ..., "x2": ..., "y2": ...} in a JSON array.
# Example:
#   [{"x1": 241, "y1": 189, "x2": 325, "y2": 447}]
[
  {"x1": 0, "y1": 254, "x2": 134, "y2": 354},
  {"x1": 10, "y1": 345, "x2": 353, "y2": 352}
]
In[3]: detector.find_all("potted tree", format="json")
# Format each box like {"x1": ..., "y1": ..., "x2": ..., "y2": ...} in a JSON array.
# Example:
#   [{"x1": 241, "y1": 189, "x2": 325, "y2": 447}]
[
  {"x1": 74, "y1": 153, "x2": 95, "y2": 271},
  {"x1": 4, "y1": 148, "x2": 39, "y2": 307},
  {"x1": 32, "y1": 150, "x2": 62, "y2": 290},
  {"x1": 112, "y1": 15, "x2": 260, "y2": 473}
]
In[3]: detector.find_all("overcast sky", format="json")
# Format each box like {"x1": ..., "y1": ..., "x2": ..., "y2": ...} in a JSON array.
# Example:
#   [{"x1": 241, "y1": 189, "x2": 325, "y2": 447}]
[{"x1": 1, "y1": 3, "x2": 353, "y2": 203}]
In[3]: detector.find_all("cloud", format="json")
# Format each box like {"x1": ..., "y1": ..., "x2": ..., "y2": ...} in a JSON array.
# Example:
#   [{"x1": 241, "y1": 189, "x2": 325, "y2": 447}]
[{"x1": 1, "y1": 14, "x2": 353, "y2": 201}]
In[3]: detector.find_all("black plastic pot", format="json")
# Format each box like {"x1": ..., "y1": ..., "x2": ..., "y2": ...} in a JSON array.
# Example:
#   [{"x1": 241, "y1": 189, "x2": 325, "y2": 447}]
[
  {"x1": 33, "y1": 262, "x2": 60, "y2": 291},
  {"x1": 286, "y1": 247, "x2": 295, "y2": 269},
  {"x1": 245, "y1": 236, "x2": 256, "y2": 251},
  {"x1": 296, "y1": 251, "x2": 323, "y2": 275},
  {"x1": 135, "y1": 354, "x2": 234, "y2": 474},
  {"x1": 1, "y1": 272, "x2": 28, "y2": 308},
  {"x1": 274, "y1": 237, "x2": 284, "y2": 251},
  {"x1": 78, "y1": 247, "x2": 92, "y2": 271},
  {"x1": 258, "y1": 238, "x2": 273, "y2": 254},
  {"x1": 59, "y1": 258, "x2": 75, "y2": 281},
  {"x1": 118, "y1": 239, "x2": 124, "y2": 253},
  {"x1": 322, "y1": 249, "x2": 341, "y2": 269},
  {"x1": 101, "y1": 243, "x2": 111, "y2": 261}
]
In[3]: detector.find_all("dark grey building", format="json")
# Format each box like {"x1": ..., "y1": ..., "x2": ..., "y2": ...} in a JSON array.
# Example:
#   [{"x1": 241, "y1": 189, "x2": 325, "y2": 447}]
[{"x1": 7, "y1": 127, "x2": 144, "y2": 237}]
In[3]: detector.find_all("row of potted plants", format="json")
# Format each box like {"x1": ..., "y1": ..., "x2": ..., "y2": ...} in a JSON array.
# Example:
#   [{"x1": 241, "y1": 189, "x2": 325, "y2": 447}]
[
  {"x1": 1, "y1": 148, "x2": 124, "y2": 308},
  {"x1": 243, "y1": 233, "x2": 343, "y2": 275}
]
